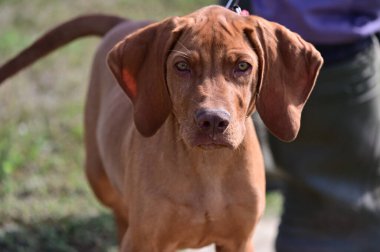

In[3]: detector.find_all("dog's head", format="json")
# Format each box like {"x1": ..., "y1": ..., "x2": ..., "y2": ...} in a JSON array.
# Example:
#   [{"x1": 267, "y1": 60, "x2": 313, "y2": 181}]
[{"x1": 107, "y1": 5, "x2": 323, "y2": 149}]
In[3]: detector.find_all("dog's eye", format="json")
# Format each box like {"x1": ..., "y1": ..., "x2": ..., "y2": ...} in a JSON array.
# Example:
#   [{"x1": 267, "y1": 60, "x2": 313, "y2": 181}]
[
  {"x1": 175, "y1": 61, "x2": 190, "y2": 72},
  {"x1": 236, "y1": 61, "x2": 251, "y2": 72}
]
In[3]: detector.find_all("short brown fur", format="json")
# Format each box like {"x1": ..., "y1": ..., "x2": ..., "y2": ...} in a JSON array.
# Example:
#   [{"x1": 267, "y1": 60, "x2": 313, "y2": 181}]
[{"x1": 0, "y1": 5, "x2": 322, "y2": 252}]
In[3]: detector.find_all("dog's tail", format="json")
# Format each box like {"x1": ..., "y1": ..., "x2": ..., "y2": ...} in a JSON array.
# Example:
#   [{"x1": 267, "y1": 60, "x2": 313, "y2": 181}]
[{"x1": 0, "y1": 14, "x2": 126, "y2": 84}]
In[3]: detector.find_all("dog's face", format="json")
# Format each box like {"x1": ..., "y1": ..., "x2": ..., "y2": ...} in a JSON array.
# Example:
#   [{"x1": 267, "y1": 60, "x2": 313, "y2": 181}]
[
  {"x1": 166, "y1": 14, "x2": 259, "y2": 149},
  {"x1": 107, "y1": 5, "x2": 323, "y2": 148}
]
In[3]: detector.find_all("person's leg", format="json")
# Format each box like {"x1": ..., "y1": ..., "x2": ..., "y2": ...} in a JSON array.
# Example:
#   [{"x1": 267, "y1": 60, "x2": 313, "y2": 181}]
[{"x1": 271, "y1": 37, "x2": 380, "y2": 252}]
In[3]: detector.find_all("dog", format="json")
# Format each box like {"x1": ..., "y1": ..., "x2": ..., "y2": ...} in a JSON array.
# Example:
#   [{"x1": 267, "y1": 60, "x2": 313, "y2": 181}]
[{"x1": 0, "y1": 5, "x2": 322, "y2": 251}]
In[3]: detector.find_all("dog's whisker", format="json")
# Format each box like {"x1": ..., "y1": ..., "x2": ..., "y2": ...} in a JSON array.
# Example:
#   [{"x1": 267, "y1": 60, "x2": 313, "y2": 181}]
[{"x1": 177, "y1": 41, "x2": 191, "y2": 53}]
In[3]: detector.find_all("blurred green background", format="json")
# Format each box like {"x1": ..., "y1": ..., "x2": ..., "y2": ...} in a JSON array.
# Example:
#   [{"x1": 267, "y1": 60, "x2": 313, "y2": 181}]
[{"x1": 0, "y1": 1, "x2": 281, "y2": 251}]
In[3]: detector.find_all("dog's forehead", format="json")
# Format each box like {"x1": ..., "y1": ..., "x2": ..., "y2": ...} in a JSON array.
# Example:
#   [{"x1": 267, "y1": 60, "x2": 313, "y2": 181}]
[
  {"x1": 177, "y1": 6, "x2": 247, "y2": 49},
  {"x1": 184, "y1": 5, "x2": 240, "y2": 22}
]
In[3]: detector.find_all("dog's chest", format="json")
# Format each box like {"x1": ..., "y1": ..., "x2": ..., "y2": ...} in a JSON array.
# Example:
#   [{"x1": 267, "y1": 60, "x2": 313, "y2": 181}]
[
  {"x1": 124, "y1": 130, "x2": 264, "y2": 248},
  {"x1": 149, "y1": 170, "x2": 259, "y2": 248}
]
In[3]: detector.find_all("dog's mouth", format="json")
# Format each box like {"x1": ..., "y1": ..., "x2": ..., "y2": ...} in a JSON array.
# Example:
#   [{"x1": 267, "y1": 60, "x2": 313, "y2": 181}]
[
  {"x1": 192, "y1": 134, "x2": 234, "y2": 150},
  {"x1": 197, "y1": 143, "x2": 231, "y2": 150}
]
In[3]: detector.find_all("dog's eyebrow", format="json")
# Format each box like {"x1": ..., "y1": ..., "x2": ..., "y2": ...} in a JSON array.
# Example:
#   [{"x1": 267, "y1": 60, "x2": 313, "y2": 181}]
[{"x1": 169, "y1": 50, "x2": 191, "y2": 59}]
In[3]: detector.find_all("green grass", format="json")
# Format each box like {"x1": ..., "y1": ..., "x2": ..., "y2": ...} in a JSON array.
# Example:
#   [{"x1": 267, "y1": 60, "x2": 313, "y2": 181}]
[{"x1": 0, "y1": 1, "x2": 282, "y2": 251}]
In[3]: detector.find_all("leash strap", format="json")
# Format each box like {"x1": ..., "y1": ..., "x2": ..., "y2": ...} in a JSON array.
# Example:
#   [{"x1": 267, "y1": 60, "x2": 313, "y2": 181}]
[{"x1": 225, "y1": 0, "x2": 242, "y2": 14}]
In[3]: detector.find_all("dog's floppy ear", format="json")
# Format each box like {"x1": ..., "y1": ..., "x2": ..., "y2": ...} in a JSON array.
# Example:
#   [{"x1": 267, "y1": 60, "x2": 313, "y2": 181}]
[
  {"x1": 107, "y1": 17, "x2": 182, "y2": 137},
  {"x1": 244, "y1": 16, "x2": 323, "y2": 142}
]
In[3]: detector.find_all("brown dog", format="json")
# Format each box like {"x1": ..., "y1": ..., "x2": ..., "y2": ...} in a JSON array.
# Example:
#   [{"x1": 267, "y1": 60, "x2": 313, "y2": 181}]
[{"x1": 0, "y1": 5, "x2": 322, "y2": 251}]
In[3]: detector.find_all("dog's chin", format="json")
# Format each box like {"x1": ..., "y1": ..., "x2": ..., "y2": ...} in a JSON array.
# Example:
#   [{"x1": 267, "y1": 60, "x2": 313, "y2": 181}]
[
  {"x1": 197, "y1": 142, "x2": 232, "y2": 150},
  {"x1": 187, "y1": 135, "x2": 236, "y2": 150}
]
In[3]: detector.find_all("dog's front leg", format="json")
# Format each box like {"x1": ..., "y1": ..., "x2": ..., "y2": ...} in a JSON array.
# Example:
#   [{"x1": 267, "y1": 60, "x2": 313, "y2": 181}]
[
  {"x1": 120, "y1": 231, "x2": 148, "y2": 252},
  {"x1": 215, "y1": 239, "x2": 254, "y2": 252},
  {"x1": 120, "y1": 230, "x2": 176, "y2": 252}
]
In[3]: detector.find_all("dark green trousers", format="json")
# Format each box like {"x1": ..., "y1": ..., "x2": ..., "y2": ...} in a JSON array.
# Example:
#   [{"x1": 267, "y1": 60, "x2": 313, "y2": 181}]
[{"x1": 270, "y1": 37, "x2": 380, "y2": 252}]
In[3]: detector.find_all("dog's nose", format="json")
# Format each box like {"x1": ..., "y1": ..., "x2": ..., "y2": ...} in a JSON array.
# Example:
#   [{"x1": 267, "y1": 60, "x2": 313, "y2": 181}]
[{"x1": 195, "y1": 109, "x2": 231, "y2": 135}]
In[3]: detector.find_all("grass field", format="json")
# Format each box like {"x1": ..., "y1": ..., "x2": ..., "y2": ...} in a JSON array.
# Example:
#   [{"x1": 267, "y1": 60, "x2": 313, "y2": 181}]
[{"x1": 0, "y1": 1, "x2": 282, "y2": 251}]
